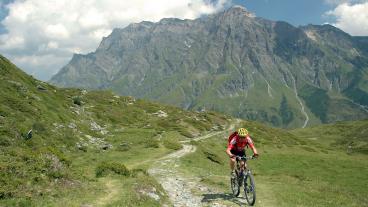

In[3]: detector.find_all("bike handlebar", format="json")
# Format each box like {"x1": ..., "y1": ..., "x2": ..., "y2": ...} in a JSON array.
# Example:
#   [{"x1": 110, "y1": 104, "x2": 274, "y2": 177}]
[{"x1": 236, "y1": 156, "x2": 256, "y2": 161}]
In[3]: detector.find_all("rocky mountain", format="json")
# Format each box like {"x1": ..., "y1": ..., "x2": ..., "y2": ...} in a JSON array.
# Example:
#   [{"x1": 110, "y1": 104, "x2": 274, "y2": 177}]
[{"x1": 51, "y1": 6, "x2": 368, "y2": 128}]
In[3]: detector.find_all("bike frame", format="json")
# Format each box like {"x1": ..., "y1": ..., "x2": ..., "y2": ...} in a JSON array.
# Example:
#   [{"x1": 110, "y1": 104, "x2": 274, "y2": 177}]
[
  {"x1": 231, "y1": 156, "x2": 256, "y2": 205},
  {"x1": 235, "y1": 156, "x2": 254, "y2": 174}
]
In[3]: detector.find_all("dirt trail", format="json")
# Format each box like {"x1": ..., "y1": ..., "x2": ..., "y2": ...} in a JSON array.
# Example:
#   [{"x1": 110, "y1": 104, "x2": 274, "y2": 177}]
[
  {"x1": 149, "y1": 144, "x2": 228, "y2": 207},
  {"x1": 149, "y1": 145, "x2": 201, "y2": 206},
  {"x1": 148, "y1": 122, "x2": 237, "y2": 207},
  {"x1": 149, "y1": 119, "x2": 278, "y2": 207}
]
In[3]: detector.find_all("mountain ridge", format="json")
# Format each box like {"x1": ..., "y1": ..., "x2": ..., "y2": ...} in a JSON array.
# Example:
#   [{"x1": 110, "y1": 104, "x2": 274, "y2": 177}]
[{"x1": 51, "y1": 6, "x2": 368, "y2": 128}]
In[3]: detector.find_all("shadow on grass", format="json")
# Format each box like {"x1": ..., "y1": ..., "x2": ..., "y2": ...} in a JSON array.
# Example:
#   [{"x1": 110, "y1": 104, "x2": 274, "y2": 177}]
[{"x1": 201, "y1": 193, "x2": 246, "y2": 206}]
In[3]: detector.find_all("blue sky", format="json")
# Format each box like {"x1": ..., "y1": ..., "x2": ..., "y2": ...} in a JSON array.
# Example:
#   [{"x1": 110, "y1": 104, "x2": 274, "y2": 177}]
[
  {"x1": 233, "y1": 0, "x2": 334, "y2": 26},
  {"x1": 0, "y1": 0, "x2": 367, "y2": 81},
  {"x1": 0, "y1": 0, "x2": 12, "y2": 34}
]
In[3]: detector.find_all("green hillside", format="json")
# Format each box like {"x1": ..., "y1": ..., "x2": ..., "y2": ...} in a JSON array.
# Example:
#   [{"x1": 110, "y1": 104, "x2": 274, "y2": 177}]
[
  {"x1": 1, "y1": 55, "x2": 367, "y2": 206},
  {"x1": 292, "y1": 120, "x2": 368, "y2": 155},
  {"x1": 0, "y1": 55, "x2": 230, "y2": 206}
]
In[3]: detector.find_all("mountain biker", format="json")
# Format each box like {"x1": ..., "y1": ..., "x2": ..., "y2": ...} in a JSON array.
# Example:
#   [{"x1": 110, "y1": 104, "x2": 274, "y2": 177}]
[{"x1": 226, "y1": 128, "x2": 258, "y2": 177}]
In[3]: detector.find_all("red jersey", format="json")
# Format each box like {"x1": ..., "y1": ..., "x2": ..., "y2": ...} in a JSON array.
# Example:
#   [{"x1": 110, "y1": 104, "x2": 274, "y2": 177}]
[{"x1": 227, "y1": 134, "x2": 255, "y2": 152}]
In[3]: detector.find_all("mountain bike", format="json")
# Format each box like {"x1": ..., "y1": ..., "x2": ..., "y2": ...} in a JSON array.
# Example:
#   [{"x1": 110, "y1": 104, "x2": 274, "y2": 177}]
[{"x1": 230, "y1": 156, "x2": 256, "y2": 206}]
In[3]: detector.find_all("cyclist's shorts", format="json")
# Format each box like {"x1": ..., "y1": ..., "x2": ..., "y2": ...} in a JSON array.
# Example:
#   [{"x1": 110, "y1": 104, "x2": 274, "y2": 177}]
[{"x1": 230, "y1": 149, "x2": 245, "y2": 157}]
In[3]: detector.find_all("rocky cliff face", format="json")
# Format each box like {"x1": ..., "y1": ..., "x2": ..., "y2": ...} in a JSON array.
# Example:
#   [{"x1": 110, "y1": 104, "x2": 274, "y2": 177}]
[{"x1": 51, "y1": 6, "x2": 368, "y2": 128}]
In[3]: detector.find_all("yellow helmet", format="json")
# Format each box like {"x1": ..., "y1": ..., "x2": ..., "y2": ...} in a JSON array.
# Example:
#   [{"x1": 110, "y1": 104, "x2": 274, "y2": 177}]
[{"x1": 237, "y1": 128, "x2": 249, "y2": 137}]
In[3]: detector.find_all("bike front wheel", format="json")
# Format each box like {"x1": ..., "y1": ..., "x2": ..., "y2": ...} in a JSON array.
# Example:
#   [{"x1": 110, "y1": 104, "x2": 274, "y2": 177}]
[
  {"x1": 231, "y1": 176, "x2": 240, "y2": 197},
  {"x1": 244, "y1": 172, "x2": 256, "y2": 206}
]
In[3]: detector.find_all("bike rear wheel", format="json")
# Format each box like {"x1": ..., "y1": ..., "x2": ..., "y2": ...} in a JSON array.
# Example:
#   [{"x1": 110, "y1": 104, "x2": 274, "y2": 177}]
[
  {"x1": 244, "y1": 172, "x2": 256, "y2": 206},
  {"x1": 231, "y1": 175, "x2": 240, "y2": 197}
]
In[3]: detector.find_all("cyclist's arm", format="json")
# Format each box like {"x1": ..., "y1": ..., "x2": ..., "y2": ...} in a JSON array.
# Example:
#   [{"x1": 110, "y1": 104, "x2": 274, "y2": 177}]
[
  {"x1": 250, "y1": 145, "x2": 258, "y2": 155},
  {"x1": 247, "y1": 136, "x2": 258, "y2": 155},
  {"x1": 226, "y1": 146, "x2": 234, "y2": 158},
  {"x1": 226, "y1": 138, "x2": 236, "y2": 158}
]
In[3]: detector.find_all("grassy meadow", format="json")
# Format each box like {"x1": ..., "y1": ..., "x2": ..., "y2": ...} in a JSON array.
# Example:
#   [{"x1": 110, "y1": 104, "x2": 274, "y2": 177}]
[{"x1": 179, "y1": 120, "x2": 368, "y2": 207}]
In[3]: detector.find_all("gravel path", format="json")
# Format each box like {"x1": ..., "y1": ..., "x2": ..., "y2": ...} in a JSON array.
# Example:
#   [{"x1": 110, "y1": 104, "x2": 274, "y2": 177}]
[
  {"x1": 148, "y1": 144, "x2": 227, "y2": 207},
  {"x1": 148, "y1": 122, "x2": 240, "y2": 207},
  {"x1": 148, "y1": 120, "x2": 279, "y2": 206}
]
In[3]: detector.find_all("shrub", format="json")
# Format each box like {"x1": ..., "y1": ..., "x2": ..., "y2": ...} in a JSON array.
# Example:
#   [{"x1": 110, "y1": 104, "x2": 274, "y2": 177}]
[
  {"x1": 72, "y1": 96, "x2": 82, "y2": 106},
  {"x1": 96, "y1": 162, "x2": 130, "y2": 177}
]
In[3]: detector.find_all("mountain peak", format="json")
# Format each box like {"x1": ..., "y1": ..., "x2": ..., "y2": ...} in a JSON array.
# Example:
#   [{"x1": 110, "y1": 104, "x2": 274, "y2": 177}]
[
  {"x1": 224, "y1": 5, "x2": 256, "y2": 18},
  {"x1": 229, "y1": 5, "x2": 247, "y2": 11}
]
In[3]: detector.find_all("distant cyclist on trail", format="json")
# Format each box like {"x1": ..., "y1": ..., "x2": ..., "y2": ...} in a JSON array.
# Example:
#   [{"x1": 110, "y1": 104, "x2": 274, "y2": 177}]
[{"x1": 226, "y1": 128, "x2": 258, "y2": 177}]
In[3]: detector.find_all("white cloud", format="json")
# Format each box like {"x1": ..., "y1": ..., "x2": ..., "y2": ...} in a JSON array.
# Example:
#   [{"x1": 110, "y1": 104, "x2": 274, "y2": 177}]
[
  {"x1": 326, "y1": 2, "x2": 368, "y2": 36},
  {"x1": 0, "y1": 35, "x2": 24, "y2": 49},
  {"x1": 47, "y1": 41, "x2": 58, "y2": 49},
  {"x1": 0, "y1": 0, "x2": 230, "y2": 81},
  {"x1": 45, "y1": 24, "x2": 70, "y2": 39},
  {"x1": 324, "y1": 0, "x2": 367, "y2": 5}
]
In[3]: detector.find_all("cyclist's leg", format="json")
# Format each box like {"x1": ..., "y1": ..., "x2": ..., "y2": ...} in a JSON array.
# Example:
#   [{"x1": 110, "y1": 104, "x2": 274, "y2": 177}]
[
  {"x1": 230, "y1": 157, "x2": 236, "y2": 171},
  {"x1": 230, "y1": 149, "x2": 237, "y2": 171}
]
